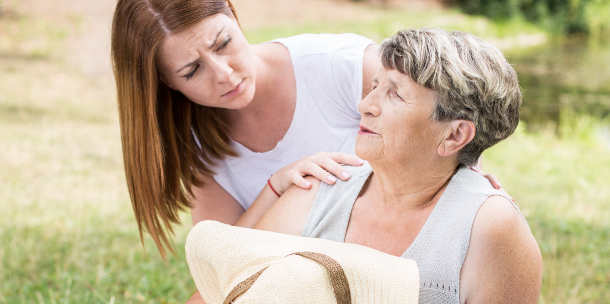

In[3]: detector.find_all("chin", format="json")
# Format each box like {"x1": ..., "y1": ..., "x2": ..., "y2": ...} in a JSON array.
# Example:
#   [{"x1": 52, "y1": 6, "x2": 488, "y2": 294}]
[
  {"x1": 355, "y1": 136, "x2": 378, "y2": 162},
  {"x1": 232, "y1": 87, "x2": 256, "y2": 109}
]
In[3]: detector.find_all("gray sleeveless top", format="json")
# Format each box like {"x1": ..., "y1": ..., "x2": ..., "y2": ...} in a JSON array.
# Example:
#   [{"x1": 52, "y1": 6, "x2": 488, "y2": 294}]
[{"x1": 302, "y1": 163, "x2": 528, "y2": 303}]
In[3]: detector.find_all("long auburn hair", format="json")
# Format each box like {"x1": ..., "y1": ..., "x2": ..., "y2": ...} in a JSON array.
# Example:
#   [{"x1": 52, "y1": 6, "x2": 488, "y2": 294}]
[{"x1": 111, "y1": 0, "x2": 239, "y2": 259}]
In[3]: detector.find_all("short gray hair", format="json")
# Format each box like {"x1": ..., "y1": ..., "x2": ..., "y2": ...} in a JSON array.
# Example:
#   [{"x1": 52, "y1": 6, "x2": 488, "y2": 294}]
[{"x1": 380, "y1": 28, "x2": 521, "y2": 165}]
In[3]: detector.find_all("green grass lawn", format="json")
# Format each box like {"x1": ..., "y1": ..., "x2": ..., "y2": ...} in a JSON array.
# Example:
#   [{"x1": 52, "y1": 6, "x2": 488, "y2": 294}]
[{"x1": 1, "y1": 2, "x2": 609, "y2": 304}]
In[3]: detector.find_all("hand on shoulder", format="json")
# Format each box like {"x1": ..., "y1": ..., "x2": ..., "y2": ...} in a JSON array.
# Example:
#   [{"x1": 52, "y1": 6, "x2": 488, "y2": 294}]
[
  {"x1": 460, "y1": 195, "x2": 542, "y2": 304},
  {"x1": 268, "y1": 152, "x2": 364, "y2": 195}
]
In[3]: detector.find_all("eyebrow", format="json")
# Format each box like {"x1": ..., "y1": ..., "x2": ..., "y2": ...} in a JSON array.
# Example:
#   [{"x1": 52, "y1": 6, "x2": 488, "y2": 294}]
[
  {"x1": 175, "y1": 60, "x2": 199, "y2": 73},
  {"x1": 209, "y1": 26, "x2": 225, "y2": 49},
  {"x1": 175, "y1": 26, "x2": 225, "y2": 74},
  {"x1": 387, "y1": 76, "x2": 399, "y2": 88}
]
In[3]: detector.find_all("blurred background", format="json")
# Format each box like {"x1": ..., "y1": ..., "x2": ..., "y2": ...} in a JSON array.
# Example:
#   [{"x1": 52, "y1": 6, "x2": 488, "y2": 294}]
[{"x1": 1, "y1": 0, "x2": 609, "y2": 303}]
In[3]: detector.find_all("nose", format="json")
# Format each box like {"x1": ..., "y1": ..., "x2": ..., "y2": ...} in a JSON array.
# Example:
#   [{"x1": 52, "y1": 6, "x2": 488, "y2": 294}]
[
  {"x1": 208, "y1": 56, "x2": 233, "y2": 84},
  {"x1": 358, "y1": 88, "x2": 381, "y2": 117}
]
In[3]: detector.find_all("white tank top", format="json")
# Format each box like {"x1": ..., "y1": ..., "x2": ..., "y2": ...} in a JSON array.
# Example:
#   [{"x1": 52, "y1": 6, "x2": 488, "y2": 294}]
[{"x1": 212, "y1": 33, "x2": 375, "y2": 209}]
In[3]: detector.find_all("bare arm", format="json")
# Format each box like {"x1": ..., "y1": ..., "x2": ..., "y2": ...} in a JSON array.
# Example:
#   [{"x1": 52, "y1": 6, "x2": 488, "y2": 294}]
[
  {"x1": 460, "y1": 196, "x2": 542, "y2": 304},
  {"x1": 190, "y1": 174, "x2": 245, "y2": 226},
  {"x1": 187, "y1": 175, "x2": 274, "y2": 304},
  {"x1": 254, "y1": 176, "x2": 321, "y2": 235},
  {"x1": 187, "y1": 166, "x2": 330, "y2": 304}
]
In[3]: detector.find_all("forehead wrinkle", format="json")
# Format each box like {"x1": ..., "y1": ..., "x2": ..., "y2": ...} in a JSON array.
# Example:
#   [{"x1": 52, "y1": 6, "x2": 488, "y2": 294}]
[{"x1": 170, "y1": 23, "x2": 220, "y2": 72}]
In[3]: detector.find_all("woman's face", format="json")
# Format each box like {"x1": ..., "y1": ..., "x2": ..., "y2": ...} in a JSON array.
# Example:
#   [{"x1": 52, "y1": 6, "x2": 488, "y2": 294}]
[
  {"x1": 158, "y1": 13, "x2": 256, "y2": 109},
  {"x1": 356, "y1": 66, "x2": 445, "y2": 165}
]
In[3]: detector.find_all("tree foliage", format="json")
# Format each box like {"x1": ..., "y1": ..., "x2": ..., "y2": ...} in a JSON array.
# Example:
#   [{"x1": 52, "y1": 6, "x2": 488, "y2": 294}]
[{"x1": 452, "y1": 0, "x2": 610, "y2": 37}]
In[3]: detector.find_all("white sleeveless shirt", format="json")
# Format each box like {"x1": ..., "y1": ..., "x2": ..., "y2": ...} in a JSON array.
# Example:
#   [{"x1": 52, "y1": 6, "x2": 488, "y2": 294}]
[{"x1": 212, "y1": 33, "x2": 375, "y2": 209}]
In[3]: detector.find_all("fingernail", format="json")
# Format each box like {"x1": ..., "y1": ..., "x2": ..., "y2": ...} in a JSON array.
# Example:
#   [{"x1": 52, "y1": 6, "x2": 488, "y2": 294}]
[
  {"x1": 304, "y1": 181, "x2": 311, "y2": 187},
  {"x1": 357, "y1": 158, "x2": 365, "y2": 164},
  {"x1": 326, "y1": 175, "x2": 337, "y2": 182},
  {"x1": 341, "y1": 171, "x2": 350, "y2": 179},
  {"x1": 470, "y1": 166, "x2": 477, "y2": 171},
  {"x1": 497, "y1": 182, "x2": 501, "y2": 188}
]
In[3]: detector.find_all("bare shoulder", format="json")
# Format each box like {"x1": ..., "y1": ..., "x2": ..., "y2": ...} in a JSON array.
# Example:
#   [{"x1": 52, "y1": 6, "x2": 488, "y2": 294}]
[
  {"x1": 254, "y1": 176, "x2": 321, "y2": 236},
  {"x1": 252, "y1": 42, "x2": 292, "y2": 67},
  {"x1": 460, "y1": 195, "x2": 542, "y2": 304}
]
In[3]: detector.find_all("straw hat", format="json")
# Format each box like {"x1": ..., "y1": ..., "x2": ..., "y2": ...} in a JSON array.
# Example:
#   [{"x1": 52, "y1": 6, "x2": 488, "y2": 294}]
[{"x1": 185, "y1": 221, "x2": 419, "y2": 304}]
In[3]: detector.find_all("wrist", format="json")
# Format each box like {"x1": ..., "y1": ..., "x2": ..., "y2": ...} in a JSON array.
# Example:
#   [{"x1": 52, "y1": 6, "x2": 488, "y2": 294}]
[{"x1": 267, "y1": 176, "x2": 282, "y2": 197}]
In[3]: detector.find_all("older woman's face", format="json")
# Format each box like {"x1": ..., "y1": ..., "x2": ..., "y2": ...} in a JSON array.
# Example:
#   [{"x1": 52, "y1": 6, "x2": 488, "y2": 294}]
[
  {"x1": 356, "y1": 67, "x2": 444, "y2": 164},
  {"x1": 158, "y1": 13, "x2": 256, "y2": 109}
]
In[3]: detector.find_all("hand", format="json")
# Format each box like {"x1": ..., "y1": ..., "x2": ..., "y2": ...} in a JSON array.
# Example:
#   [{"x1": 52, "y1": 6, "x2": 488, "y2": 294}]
[
  {"x1": 269, "y1": 152, "x2": 365, "y2": 195},
  {"x1": 469, "y1": 165, "x2": 515, "y2": 202},
  {"x1": 185, "y1": 291, "x2": 205, "y2": 304}
]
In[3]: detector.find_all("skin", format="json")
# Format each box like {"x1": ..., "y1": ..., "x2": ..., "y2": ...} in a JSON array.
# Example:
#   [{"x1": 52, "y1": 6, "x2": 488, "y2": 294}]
[
  {"x1": 160, "y1": 10, "x2": 376, "y2": 304},
  {"x1": 158, "y1": 12, "x2": 380, "y2": 230},
  {"x1": 255, "y1": 66, "x2": 542, "y2": 303},
  {"x1": 158, "y1": 12, "x2": 505, "y2": 230},
  {"x1": 155, "y1": 5, "x2": 508, "y2": 303}
]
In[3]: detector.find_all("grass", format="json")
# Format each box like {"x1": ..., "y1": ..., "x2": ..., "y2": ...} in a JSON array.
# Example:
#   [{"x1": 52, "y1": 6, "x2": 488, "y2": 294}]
[
  {"x1": 1, "y1": 1, "x2": 609, "y2": 303},
  {"x1": 483, "y1": 112, "x2": 610, "y2": 303}
]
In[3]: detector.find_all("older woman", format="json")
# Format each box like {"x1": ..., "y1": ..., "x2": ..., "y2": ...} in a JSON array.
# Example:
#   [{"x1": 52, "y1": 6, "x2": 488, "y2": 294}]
[{"x1": 255, "y1": 28, "x2": 542, "y2": 303}]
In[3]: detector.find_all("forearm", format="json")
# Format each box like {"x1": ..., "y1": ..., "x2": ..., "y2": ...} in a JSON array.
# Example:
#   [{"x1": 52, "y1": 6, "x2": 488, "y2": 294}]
[
  {"x1": 185, "y1": 291, "x2": 205, "y2": 304},
  {"x1": 233, "y1": 183, "x2": 279, "y2": 228}
]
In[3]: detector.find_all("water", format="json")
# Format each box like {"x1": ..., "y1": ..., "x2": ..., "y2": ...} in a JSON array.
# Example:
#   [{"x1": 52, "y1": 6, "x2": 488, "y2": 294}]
[{"x1": 506, "y1": 36, "x2": 610, "y2": 129}]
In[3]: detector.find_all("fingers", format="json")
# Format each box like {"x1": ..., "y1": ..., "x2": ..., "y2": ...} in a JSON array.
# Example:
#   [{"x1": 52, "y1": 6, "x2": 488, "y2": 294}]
[
  {"x1": 469, "y1": 166, "x2": 515, "y2": 202},
  {"x1": 485, "y1": 173, "x2": 501, "y2": 190},
  {"x1": 317, "y1": 157, "x2": 350, "y2": 182},
  {"x1": 311, "y1": 152, "x2": 365, "y2": 181},
  {"x1": 273, "y1": 152, "x2": 366, "y2": 195},
  {"x1": 470, "y1": 166, "x2": 497, "y2": 187},
  {"x1": 302, "y1": 161, "x2": 339, "y2": 185},
  {"x1": 290, "y1": 171, "x2": 312, "y2": 189},
  {"x1": 322, "y1": 152, "x2": 366, "y2": 167}
]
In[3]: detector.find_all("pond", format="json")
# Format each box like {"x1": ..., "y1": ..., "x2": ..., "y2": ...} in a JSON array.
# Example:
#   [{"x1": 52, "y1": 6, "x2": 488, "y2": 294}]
[{"x1": 506, "y1": 36, "x2": 610, "y2": 128}]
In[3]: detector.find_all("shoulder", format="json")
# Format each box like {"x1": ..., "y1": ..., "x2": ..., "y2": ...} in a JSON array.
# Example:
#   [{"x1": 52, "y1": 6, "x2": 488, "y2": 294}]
[
  {"x1": 254, "y1": 176, "x2": 322, "y2": 236},
  {"x1": 274, "y1": 33, "x2": 373, "y2": 54},
  {"x1": 459, "y1": 195, "x2": 542, "y2": 303}
]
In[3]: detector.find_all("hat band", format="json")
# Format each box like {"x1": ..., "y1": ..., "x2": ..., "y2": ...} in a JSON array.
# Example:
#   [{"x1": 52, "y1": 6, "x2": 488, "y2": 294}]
[{"x1": 223, "y1": 251, "x2": 352, "y2": 304}]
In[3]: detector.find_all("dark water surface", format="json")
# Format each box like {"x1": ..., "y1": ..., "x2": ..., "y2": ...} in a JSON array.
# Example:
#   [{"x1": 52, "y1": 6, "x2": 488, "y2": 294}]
[{"x1": 506, "y1": 37, "x2": 610, "y2": 128}]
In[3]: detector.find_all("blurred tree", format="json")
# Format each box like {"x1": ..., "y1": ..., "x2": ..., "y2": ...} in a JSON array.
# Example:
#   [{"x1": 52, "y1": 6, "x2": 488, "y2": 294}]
[{"x1": 450, "y1": 0, "x2": 609, "y2": 38}]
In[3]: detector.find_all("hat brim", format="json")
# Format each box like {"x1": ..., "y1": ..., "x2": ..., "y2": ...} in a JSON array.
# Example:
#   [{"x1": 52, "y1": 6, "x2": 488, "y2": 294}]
[{"x1": 186, "y1": 221, "x2": 419, "y2": 304}]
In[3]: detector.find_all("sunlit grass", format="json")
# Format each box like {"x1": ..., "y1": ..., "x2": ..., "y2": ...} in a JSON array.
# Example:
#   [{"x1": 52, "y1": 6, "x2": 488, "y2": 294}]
[
  {"x1": 483, "y1": 113, "x2": 610, "y2": 303},
  {"x1": 245, "y1": 6, "x2": 546, "y2": 46},
  {"x1": 1, "y1": 1, "x2": 609, "y2": 304}
]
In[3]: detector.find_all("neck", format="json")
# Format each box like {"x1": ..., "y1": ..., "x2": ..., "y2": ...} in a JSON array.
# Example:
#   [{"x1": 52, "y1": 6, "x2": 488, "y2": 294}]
[{"x1": 367, "y1": 158, "x2": 458, "y2": 214}]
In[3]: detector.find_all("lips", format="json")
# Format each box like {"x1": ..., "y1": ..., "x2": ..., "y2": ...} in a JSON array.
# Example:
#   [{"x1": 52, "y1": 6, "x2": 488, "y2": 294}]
[
  {"x1": 222, "y1": 79, "x2": 244, "y2": 98},
  {"x1": 358, "y1": 125, "x2": 377, "y2": 135}
]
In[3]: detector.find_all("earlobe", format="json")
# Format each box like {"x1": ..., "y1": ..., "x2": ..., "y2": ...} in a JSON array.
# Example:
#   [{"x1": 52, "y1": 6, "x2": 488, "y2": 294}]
[
  {"x1": 159, "y1": 75, "x2": 176, "y2": 90},
  {"x1": 437, "y1": 120, "x2": 476, "y2": 157}
]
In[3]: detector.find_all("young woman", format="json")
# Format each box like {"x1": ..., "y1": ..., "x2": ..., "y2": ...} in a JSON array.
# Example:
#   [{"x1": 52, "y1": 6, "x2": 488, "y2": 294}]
[{"x1": 111, "y1": 1, "x2": 504, "y2": 301}]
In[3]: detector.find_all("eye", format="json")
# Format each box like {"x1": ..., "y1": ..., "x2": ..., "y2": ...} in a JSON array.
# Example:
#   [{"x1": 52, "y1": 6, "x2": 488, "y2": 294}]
[
  {"x1": 184, "y1": 64, "x2": 199, "y2": 81},
  {"x1": 217, "y1": 35, "x2": 232, "y2": 51},
  {"x1": 393, "y1": 91, "x2": 405, "y2": 101}
]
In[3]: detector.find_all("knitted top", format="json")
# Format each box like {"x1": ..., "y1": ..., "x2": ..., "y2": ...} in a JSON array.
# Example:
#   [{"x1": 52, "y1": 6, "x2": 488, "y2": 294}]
[{"x1": 301, "y1": 163, "x2": 528, "y2": 303}]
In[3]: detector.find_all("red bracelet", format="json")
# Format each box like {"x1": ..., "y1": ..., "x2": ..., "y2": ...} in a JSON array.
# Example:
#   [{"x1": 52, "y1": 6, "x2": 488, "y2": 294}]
[{"x1": 267, "y1": 176, "x2": 281, "y2": 197}]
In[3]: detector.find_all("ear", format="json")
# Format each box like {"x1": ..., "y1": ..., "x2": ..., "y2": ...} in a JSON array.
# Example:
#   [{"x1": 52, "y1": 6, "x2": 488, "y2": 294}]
[
  {"x1": 437, "y1": 120, "x2": 476, "y2": 157},
  {"x1": 159, "y1": 74, "x2": 176, "y2": 90}
]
